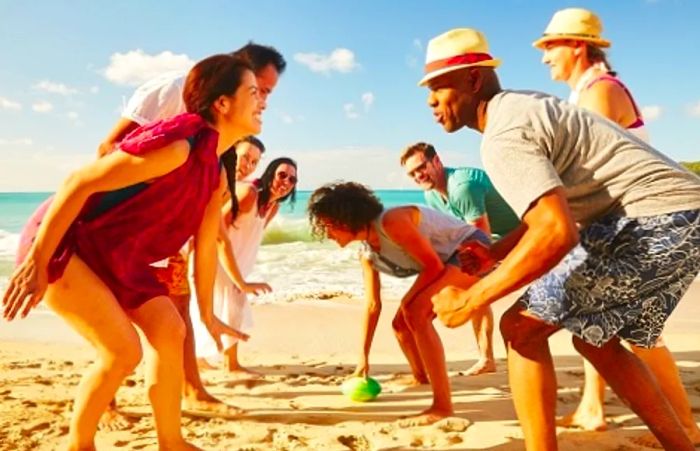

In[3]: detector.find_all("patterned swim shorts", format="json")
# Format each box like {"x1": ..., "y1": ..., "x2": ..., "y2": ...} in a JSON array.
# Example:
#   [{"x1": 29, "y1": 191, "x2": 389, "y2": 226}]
[
  {"x1": 519, "y1": 209, "x2": 700, "y2": 348},
  {"x1": 153, "y1": 252, "x2": 191, "y2": 297}
]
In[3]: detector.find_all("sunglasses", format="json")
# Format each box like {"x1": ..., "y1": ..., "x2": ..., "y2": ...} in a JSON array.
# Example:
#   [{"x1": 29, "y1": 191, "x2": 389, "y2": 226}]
[
  {"x1": 407, "y1": 159, "x2": 433, "y2": 178},
  {"x1": 276, "y1": 170, "x2": 297, "y2": 184}
]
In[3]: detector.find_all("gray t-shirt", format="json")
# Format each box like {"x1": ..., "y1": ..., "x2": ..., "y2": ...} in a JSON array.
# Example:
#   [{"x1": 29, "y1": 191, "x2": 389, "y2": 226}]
[{"x1": 481, "y1": 90, "x2": 700, "y2": 225}]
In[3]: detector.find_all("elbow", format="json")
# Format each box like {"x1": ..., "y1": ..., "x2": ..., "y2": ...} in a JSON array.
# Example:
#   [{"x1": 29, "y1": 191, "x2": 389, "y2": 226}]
[
  {"x1": 548, "y1": 217, "x2": 579, "y2": 257},
  {"x1": 61, "y1": 170, "x2": 93, "y2": 200},
  {"x1": 367, "y1": 302, "x2": 382, "y2": 316}
]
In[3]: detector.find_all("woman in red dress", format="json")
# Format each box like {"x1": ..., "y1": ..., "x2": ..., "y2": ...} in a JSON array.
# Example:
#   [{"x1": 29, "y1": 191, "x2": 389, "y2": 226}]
[{"x1": 2, "y1": 54, "x2": 262, "y2": 450}]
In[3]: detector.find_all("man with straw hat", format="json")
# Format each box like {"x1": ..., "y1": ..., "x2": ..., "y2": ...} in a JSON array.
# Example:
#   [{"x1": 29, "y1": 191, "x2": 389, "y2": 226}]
[
  {"x1": 534, "y1": 9, "x2": 700, "y2": 447},
  {"x1": 422, "y1": 27, "x2": 700, "y2": 450}
]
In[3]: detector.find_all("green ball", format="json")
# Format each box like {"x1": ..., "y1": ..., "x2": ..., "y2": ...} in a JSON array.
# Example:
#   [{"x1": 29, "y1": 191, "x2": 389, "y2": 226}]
[{"x1": 341, "y1": 377, "x2": 382, "y2": 402}]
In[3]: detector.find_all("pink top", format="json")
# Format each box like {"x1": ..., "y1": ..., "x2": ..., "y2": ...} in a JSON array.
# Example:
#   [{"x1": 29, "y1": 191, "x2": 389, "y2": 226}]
[
  {"x1": 23, "y1": 113, "x2": 222, "y2": 309},
  {"x1": 585, "y1": 74, "x2": 646, "y2": 130}
]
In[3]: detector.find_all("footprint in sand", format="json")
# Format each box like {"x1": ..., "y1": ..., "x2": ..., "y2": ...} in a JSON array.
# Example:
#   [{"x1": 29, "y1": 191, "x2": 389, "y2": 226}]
[
  {"x1": 337, "y1": 434, "x2": 372, "y2": 451},
  {"x1": 433, "y1": 417, "x2": 471, "y2": 433},
  {"x1": 20, "y1": 421, "x2": 51, "y2": 437}
]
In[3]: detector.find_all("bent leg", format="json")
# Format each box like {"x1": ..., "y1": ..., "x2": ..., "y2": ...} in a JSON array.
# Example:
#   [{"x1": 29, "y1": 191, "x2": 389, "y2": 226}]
[
  {"x1": 171, "y1": 294, "x2": 243, "y2": 415},
  {"x1": 500, "y1": 303, "x2": 561, "y2": 451},
  {"x1": 573, "y1": 336, "x2": 694, "y2": 451},
  {"x1": 44, "y1": 255, "x2": 143, "y2": 450},
  {"x1": 556, "y1": 358, "x2": 607, "y2": 431},
  {"x1": 631, "y1": 342, "x2": 700, "y2": 447},
  {"x1": 399, "y1": 266, "x2": 479, "y2": 425},
  {"x1": 128, "y1": 296, "x2": 196, "y2": 449},
  {"x1": 392, "y1": 311, "x2": 429, "y2": 384},
  {"x1": 466, "y1": 306, "x2": 496, "y2": 376}
]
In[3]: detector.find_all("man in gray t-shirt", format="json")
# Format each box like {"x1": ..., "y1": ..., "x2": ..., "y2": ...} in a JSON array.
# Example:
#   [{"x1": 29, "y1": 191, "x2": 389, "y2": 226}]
[{"x1": 421, "y1": 28, "x2": 700, "y2": 450}]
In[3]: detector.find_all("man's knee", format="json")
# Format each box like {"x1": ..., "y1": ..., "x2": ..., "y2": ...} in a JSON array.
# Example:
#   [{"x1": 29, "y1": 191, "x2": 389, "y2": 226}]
[
  {"x1": 500, "y1": 306, "x2": 554, "y2": 350},
  {"x1": 572, "y1": 335, "x2": 624, "y2": 366}
]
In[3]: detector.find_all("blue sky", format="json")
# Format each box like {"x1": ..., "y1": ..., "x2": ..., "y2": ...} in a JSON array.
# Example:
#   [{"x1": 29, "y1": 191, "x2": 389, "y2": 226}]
[{"x1": 1, "y1": 0, "x2": 698, "y2": 191}]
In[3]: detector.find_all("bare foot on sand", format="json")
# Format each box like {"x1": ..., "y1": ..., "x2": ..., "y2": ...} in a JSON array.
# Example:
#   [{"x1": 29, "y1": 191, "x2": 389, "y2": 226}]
[
  {"x1": 196, "y1": 358, "x2": 218, "y2": 371},
  {"x1": 183, "y1": 391, "x2": 245, "y2": 417},
  {"x1": 630, "y1": 427, "x2": 700, "y2": 449},
  {"x1": 555, "y1": 406, "x2": 607, "y2": 431},
  {"x1": 226, "y1": 366, "x2": 262, "y2": 378},
  {"x1": 390, "y1": 374, "x2": 429, "y2": 387},
  {"x1": 162, "y1": 440, "x2": 203, "y2": 451},
  {"x1": 98, "y1": 406, "x2": 136, "y2": 431},
  {"x1": 398, "y1": 407, "x2": 452, "y2": 427},
  {"x1": 463, "y1": 358, "x2": 496, "y2": 376}
]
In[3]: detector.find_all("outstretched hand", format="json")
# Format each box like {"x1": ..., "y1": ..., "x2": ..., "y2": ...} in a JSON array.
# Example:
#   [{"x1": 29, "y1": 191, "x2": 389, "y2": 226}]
[
  {"x1": 351, "y1": 361, "x2": 369, "y2": 378},
  {"x1": 3, "y1": 256, "x2": 47, "y2": 321},
  {"x1": 204, "y1": 316, "x2": 250, "y2": 351},
  {"x1": 240, "y1": 282, "x2": 272, "y2": 296}
]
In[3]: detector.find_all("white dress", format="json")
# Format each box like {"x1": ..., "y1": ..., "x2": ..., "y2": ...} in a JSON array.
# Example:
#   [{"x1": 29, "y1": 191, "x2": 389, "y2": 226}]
[{"x1": 194, "y1": 184, "x2": 271, "y2": 358}]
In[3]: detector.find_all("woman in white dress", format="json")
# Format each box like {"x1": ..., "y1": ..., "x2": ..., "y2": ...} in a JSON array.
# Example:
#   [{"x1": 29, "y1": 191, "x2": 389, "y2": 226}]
[{"x1": 196, "y1": 157, "x2": 298, "y2": 374}]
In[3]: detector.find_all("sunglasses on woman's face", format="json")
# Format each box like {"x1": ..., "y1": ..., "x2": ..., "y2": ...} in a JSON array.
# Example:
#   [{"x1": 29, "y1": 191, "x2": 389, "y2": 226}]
[{"x1": 276, "y1": 170, "x2": 297, "y2": 184}]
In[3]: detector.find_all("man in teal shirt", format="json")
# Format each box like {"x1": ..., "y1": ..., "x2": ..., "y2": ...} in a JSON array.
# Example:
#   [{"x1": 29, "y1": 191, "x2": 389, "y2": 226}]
[
  {"x1": 401, "y1": 142, "x2": 519, "y2": 239},
  {"x1": 400, "y1": 141, "x2": 519, "y2": 376}
]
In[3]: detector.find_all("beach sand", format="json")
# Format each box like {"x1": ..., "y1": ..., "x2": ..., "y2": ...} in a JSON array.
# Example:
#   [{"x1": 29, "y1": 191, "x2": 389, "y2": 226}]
[{"x1": 1, "y1": 283, "x2": 699, "y2": 450}]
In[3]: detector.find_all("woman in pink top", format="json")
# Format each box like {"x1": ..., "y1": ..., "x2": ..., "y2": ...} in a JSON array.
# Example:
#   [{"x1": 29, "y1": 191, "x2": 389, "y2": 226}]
[
  {"x1": 535, "y1": 8, "x2": 700, "y2": 447},
  {"x1": 3, "y1": 54, "x2": 262, "y2": 450}
]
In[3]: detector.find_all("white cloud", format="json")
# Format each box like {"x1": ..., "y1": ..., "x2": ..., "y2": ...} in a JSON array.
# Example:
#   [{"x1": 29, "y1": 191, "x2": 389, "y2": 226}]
[
  {"x1": 641, "y1": 105, "x2": 662, "y2": 121},
  {"x1": 361, "y1": 92, "x2": 374, "y2": 111},
  {"x1": 34, "y1": 80, "x2": 78, "y2": 96},
  {"x1": 344, "y1": 103, "x2": 359, "y2": 119},
  {"x1": 688, "y1": 100, "x2": 700, "y2": 117},
  {"x1": 0, "y1": 96, "x2": 22, "y2": 110},
  {"x1": 103, "y1": 49, "x2": 194, "y2": 86},
  {"x1": 32, "y1": 101, "x2": 54, "y2": 113},
  {"x1": 294, "y1": 48, "x2": 358, "y2": 74},
  {"x1": 66, "y1": 111, "x2": 84, "y2": 127},
  {"x1": 0, "y1": 138, "x2": 33, "y2": 146},
  {"x1": 89, "y1": 86, "x2": 100, "y2": 94}
]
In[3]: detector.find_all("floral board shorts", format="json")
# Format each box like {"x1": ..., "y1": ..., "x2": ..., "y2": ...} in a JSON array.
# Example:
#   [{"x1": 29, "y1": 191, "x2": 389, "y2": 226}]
[
  {"x1": 519, "y1": 209, "x2": 700, "y2": 348},
  {"x1": 153, "y1": 252, "x2": 191, "y2": 297}
]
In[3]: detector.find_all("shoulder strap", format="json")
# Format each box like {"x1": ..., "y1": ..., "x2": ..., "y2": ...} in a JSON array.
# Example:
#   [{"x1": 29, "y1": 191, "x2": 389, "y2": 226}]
[{"x1": 585, "y1": 75, "x2": 644, "y2": 121}]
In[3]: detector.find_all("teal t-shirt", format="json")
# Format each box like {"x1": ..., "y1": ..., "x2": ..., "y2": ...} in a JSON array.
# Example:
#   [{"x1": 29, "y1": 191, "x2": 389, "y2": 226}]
[{"x1": 424, "y1": 167, "x2": 520, "y2": 238}]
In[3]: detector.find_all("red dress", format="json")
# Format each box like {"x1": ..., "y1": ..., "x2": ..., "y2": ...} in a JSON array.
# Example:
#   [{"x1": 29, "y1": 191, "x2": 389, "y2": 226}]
[{"x1": 19, "y1": 113, "x2": 222, "y2": 309}]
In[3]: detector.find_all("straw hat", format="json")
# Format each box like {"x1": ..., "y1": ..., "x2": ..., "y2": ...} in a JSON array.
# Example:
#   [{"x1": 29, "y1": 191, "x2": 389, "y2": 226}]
[
  {"x1": 533, "y1": 8, "x2": 611, "y2": 49},
  {"x1": 418, "y1": 28, "x2": 501, "y2": 87}
]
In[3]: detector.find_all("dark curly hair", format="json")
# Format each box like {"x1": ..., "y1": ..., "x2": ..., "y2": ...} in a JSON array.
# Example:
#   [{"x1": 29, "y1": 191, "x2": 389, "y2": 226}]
[{"x1": 307, "y1": 182, "x2": 384, "y2": 240}]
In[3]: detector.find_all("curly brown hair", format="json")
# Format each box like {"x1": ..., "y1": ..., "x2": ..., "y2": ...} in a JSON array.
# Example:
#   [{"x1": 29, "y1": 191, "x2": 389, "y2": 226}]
[{"x1": 307, "y1": 182, "x2": 384, "y2": 240}]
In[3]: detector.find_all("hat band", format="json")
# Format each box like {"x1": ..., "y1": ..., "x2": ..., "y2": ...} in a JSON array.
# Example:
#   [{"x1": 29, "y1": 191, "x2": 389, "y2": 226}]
[
  {"x1": 424, "y1": 52, "x2": 493, "y2": 74},
  {"x1": 541, "y1": 32, "x2": 602, "y2": 40}
]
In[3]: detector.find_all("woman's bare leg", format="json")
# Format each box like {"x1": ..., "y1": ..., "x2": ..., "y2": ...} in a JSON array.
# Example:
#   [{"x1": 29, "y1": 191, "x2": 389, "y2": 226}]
[
  {"x1": 128, "y1": 296, "x2": 200, "y2": 449},
  {"x1": 466, "y1": 306, "x2": 497, "y2": 376},
  {"x1": 44, "y1": 255, "x2": 143, "y2": 450},
  {"x1": 392, "y1": 312, "x2": 429, "y2": 384}
]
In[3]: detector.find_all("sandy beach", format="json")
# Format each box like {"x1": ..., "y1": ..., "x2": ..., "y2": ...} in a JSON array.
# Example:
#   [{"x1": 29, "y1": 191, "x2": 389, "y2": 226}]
[{"x1": 1, "y1": 283, "x2": 699, "y2": 451}]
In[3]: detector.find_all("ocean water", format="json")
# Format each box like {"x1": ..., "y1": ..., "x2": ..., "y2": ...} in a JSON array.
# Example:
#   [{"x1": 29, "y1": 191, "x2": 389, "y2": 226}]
[{"x1": 0, "y1": 191, "x2": 426, "y2": 305}]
